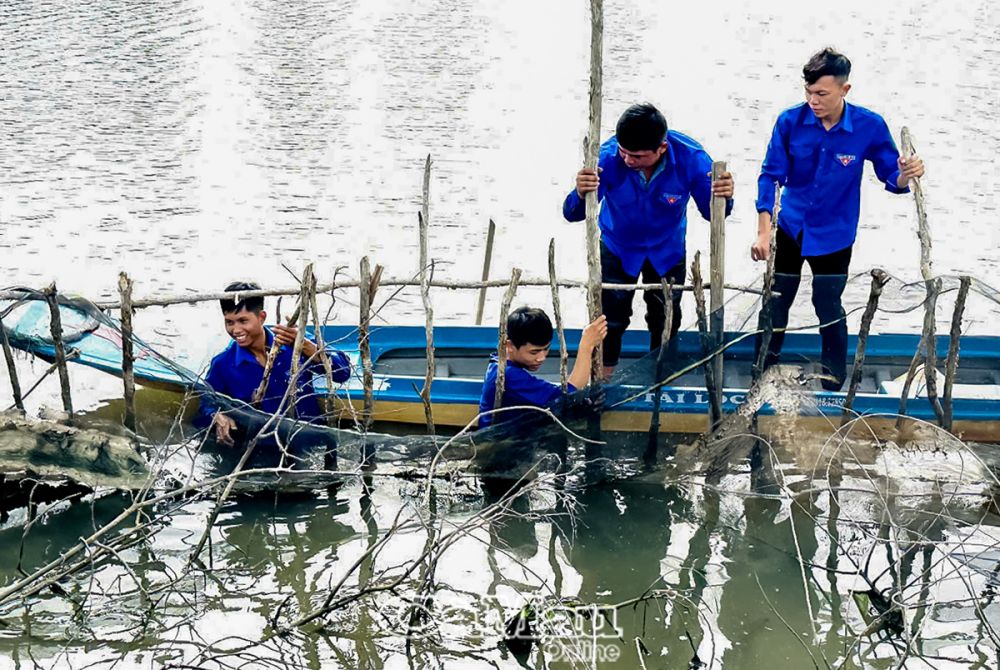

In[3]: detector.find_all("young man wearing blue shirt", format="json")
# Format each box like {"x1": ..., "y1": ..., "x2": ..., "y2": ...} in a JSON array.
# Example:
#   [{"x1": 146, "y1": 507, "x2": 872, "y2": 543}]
[
  {"x1": 563, "y1": 104, "x2": 734, "y2": 375},
  {"x1": 751, "y1": 48, "x2": 924, "y2": 390},
  {"x1": 196, "y1": 282, "x2": 352, "y2": 446},
  {"x1": 478, "y1": 308, "x2": 607, "y2": 428}
]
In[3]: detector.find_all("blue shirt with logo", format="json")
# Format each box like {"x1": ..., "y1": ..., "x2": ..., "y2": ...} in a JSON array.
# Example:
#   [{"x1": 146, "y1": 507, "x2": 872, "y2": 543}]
[
  {"x1": 755, "y1": 102, "x2": 908, "y2": 256},
  {"x1": 562, "y1": 132, "x2": 732, "y2": 276},
  {"x1": 195, "y1": 328, "x2": 351, "y2": 426},
  {"x1": 478, "y1": 354, "x2": 576, "y2": 429}
]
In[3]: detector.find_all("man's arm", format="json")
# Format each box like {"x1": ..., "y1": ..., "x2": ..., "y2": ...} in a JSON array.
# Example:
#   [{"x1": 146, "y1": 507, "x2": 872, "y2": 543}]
[
  {"x1": 751, "y1": 117, "x2": 791, "y2": 261},
  {"x1": 690, "y1": 150, "x2": 734, "y2": 222},
  {"x1": 272, "y1": 324, "x2": 352, "y2": 383},
  {"x1": 866, "y1": 118, "x2": 923, "y2": 192},
  {"x1": 567, "y1": 315, "x2": 608, "y2": 389}
]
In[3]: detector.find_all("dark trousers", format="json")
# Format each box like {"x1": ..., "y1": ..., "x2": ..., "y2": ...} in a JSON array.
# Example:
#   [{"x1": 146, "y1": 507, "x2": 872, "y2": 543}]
[
  {"x1": 601, "y1": 242, "x2": 685, "y2": 367},
  {"x1": 756, "y1": 227, "x2": 852, "y2": 391}
]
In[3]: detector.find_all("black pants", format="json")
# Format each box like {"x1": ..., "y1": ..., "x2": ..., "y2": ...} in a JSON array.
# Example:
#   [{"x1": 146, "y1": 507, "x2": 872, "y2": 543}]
[
  {"x1": 757, "y1": 227, "x2": 852, "y2": 391},
  {"x1": 601, "y1": 242, "x2": 685, "y2": 367}
]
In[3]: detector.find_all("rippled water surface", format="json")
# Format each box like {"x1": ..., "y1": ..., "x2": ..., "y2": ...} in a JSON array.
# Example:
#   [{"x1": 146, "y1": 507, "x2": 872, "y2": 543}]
[{"x1": 1, "y1": 1, "x2": 999, "y2": 668}]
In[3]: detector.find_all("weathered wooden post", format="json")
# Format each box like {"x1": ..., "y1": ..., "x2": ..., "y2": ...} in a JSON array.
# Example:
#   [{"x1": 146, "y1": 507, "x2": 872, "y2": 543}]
[
  {"x1": 494, "y1": 268, "x2": 522, "y2": 417},
  {"x1": 842, "y1": 269, "x2": 889, "y2": 422},
  {"x1": 646, "y1": 279, "x2": 674, "y2": 460},
  {"x1": 584, "y1": 0, "x2": 604, "y2": 380},
  {"x1": 474, "y1": 219, "x2": 496, "y2": 326},
  {"x1": 0, "y1": 312, "x2": 24, "y2": 412},
  {"x1": 691, "y1": 253, "x2": 721, "y2": 429},
  {"x1": 709, "y1": 161, "x2": 727, "y2": 418},
  {"x1": 359, "y1": 257, "x2": 378, "y2": 432},
  {"x1": 43, "y1": 283, "x2": 73, "y2": 416},
  {"x1": 943, "y1": 276, "x2": 971, "y2": 431},
  {"x1": 306, "y1": 271, "x2": 340, "y2": 470},
  {"x1": 287, "y1": 264, "x2": 312, "y2": 419},
  {"x1": 418, "y1": 155, "x2": 436, "y2": 435},
  {"x1": 751, "y1": 185, "x2": 780, "y2": 386},
  {"x1": 548, "y1": 239, "x2": 568, "y2": 392},
  {"x1": 117, "y1": 272, "x2": 137, "y2": 437}
]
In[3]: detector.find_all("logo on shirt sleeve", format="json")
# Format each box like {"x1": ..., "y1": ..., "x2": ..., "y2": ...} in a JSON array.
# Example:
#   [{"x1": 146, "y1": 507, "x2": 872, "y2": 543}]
[{"x1": 836, "y1": 154, "x2": 857, "y2": 167}]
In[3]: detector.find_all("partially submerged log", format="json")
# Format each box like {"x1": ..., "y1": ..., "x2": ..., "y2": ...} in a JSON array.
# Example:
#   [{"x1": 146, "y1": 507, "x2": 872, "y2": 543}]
[{"x1": 0, "y1": 411, "x2": 148, "y2": 491}]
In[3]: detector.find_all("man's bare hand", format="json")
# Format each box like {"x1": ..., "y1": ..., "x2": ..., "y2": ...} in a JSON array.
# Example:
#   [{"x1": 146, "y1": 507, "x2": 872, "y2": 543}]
[
  {"x1": 580, "y1": 315, "x2": 608, "y2": 351},
  {"x1": 575, "y1": 168, "x2": 602, "y2": 197},
  {"x1": 711, "y1": 171, "x2": 735, "y2": 199},
  {"x1": 751, "y1": 231, "x2": 771, "y2": 262},
  {"x1": 213, "y1": 412, "x2": 238, "y2": 447},
  {"x1": 897, "y1": 155, "x2": 925, "y2": 187},
  {"x1": 271, "y1": 324, "x2": 317, "y2": 357}
]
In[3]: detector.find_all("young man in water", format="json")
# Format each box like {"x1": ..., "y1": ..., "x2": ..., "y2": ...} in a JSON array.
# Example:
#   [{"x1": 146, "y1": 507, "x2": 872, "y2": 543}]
[
  {"x1": 478, "y1": 307, "x2": 607, "y2": 428},
  {"x1": 563, "y1": 103, "x2": 734, "y2": 376},
  {"x1": 196, "y1": 281, "x2": 351, "y2": 446},
  {"x1": 751, "y1": 48, "x2": 924, "y2": 390}
]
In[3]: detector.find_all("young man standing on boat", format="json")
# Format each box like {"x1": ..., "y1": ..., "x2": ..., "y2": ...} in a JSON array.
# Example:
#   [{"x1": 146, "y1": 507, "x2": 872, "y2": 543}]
[
  {"x1": 478, "y1": 307, "x2": 607, "y2": 428},
  {"x1": 196, "y1": 282, "x2": 351, "y2": 448},
  {"x1": 563, "y1": 103, "x2": 734, "y2": 376},
  {"x1": 751, "y1": 48, "x2": 924, "y2": 390}
]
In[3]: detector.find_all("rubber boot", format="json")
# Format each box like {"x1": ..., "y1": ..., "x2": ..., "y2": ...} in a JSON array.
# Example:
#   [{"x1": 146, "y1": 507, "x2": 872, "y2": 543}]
[
  {"x1": 754, "y1": 273, "x2": 801, "y2": 369},
  {"x1": 811, "y1": 274, "x2": 849, "y2": 391}
]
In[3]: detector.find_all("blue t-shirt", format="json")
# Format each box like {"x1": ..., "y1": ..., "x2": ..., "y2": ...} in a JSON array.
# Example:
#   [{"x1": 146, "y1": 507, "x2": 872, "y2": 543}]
[
  {"x1": 755, "y1": 102, "x2": 908, "y2": 256},
  {"x1": 563, "y1": 131, "x2": 732, "y2": 276},
  {"x1": 195, "y1": 328, "x2": 351, "y2": 426},
  {"x1": 478, "y1": 354, "x2": 576, "y2": 429}
]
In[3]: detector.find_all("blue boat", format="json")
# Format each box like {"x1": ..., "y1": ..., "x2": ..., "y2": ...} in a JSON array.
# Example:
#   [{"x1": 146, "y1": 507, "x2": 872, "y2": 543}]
[{"x1": 3, "y1": 291, "x2": 998, "y2": 441}]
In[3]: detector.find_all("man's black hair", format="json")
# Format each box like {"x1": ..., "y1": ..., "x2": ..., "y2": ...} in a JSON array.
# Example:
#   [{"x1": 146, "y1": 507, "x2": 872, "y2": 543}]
[
  {"x1": 220, "y1": 281, "x2": 264, "y2": 315},
  {"x1": 615, "y1": 103, "x2": 668, "y2": 152},
  {"x1": 507, "y1": 307, "x2": 553, "y2": 348},
  {"x1": 803, "y1": 48, "x2": 851, "y2": 85}
]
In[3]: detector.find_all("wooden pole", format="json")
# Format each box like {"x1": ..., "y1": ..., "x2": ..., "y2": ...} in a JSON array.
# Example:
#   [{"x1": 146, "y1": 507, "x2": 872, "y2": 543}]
[
  {"x1": 306, "y1": 271, "x2": 340, "y2": 470},
  {"x1": 943, "y1": 276, "x2": 971, "y2": 431},
  {"x1": 251, "y1": 302, "x2": 301, "y2": 408},
  {"x1": 709, "y1": 161, "x2": 727, "y2": 416},
  {"x1": 842, "y1": 269, "x2": 889, "y2": 422},
  {"x1": 287, "y1": 264, "x2": 312, "y2": 419},
  {"x1": 751, "y1": 185, "x2": 781, "y2": 386},
  {"x1": 548, "y1": 239, "x2": 569, "y2": 393},
  {"x1": 359, "y1": 257, "x2": 377, "y2": 432},
  {"x1": 418, "y1": 205, "x2": 435, "y2": 434},
  {"x1": 494, "y1": 268, "x2": 522, "y2": 416},
  {"x1": 43, "y1": 283, "x2": 73, "y2": 417},
  {"x1": 474, "y1": 219, "x2": 497, "y2": 326},
  {"x1": 691, "y1": 253, "x2": 721, "y2": 429},
  {"x1": 117, "y1": 272, "x2": 137, "y2": 437},
  {"x1": 646, "y1": 279, "x2": 674, "y2": 459},
  {"x1": 584, "y1": 0, "x2": 604, "y2": 380},
  {"x1": 0, "y1": 313, "x2": 24, "y2": 412}
]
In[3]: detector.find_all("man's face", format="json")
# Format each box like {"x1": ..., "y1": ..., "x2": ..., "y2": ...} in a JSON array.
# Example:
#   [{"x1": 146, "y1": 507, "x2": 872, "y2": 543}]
[
  {"x1": 805, "y1": 75, "x2": 851, "y2": 121},
  {"x1": 223, "y1": 308, "x2": 266, "y2": 348},
  {"x1": 506, "y1": 341, "x2": 551, "y2": 372},
  {"x1": 618, "y1": 142, "x2": 667, "y2": 171}
]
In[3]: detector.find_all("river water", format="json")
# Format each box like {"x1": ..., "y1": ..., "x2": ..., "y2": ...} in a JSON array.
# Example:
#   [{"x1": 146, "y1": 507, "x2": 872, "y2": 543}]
[{"x1": 1, "y1": 0, "x2": 999, "y2": 668}]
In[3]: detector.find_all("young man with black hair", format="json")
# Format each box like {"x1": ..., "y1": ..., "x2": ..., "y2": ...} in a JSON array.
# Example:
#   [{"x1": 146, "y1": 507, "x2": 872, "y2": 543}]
[
  {"x1": 563, "y1": 103, "x2": 734, "y2": 376},
  {"x1": 751, "y1": 48, "x2": 924, "y2": 390},
  {"x1": 196, "y1": 281, "x2": 351, "y2": 446},
  {"x1": 478, "y1": 308, "x2": 607, "y2": 428}
]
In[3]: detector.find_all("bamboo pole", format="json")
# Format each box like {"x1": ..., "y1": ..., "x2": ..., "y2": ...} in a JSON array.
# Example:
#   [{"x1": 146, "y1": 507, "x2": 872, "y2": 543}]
[
  {"x1": 751, "y1": 185, "x2": 780, "y2": 386},
  {"x1": 80, "y1": 279, "x2": 763, "y2": 311},
  {"x1": 117, "y1": 272, "x2": 137, "y2": 437},
  {"x1": 943, "y1": 276, "x2": 971, "y2": 431},
  {"x1": 42, "y1": 283, "x2": 73, "y2": 416},
  {"x1": 548, "y1": 239, "x2": 569, "y2": 392},
  {"x1": 842, "y1": 269, "x2": 889, "y2": 422},
  {"x1": 418, "y1": 208, "x2": 435, "y2": 437},
  {"x1": 359, "y1": 257, "x2": 376, "y2": 432},
  {"x1": 494, "y1": 268, "x2": 523, "y2": 415},
  {"x1": 709, "y1": 161, "x2": 727, "y2": 416},
  {"x1": 474, "y1": 219, "x2": 497, "y2": 326},
  {"x1": 646, "y1": 279, "x2": 674, "y2": 459},
  {"x1": 0, "y1": 312, "x2": 24, "y2": 412},
  {"x1": 584, "y1": 0, "x2": 604, "y2": 381},
  {"x1": 691, "y1": 253, "x2": 721, "y2": 429}
]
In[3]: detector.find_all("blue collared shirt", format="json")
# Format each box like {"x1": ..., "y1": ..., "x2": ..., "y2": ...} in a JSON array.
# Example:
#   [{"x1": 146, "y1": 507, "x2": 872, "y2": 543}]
[
  {"x1": 756, "y1": 102, "x2": 908, "y2": 256},
  {"x1": 195, "y1": 328, "x2": 351, "y2": 426},
  {"x1": 478, "y1": 354, "x2": 576, "y2": 429},
  {"x1": 563, "y1": 131, "x2": 733, "y2": 276}
]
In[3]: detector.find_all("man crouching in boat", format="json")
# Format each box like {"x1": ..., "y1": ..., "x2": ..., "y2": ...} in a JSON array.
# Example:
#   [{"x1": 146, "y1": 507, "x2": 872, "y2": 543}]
[
  {"x1": 752, "y1": 48, "x2": 924, "y2": 390},
  {"x1": 194, "y1": 282, "x2": 351, "y2": 466},
  {"x1": 478, "y1": 307, "x2": 607, "y2": 429}
]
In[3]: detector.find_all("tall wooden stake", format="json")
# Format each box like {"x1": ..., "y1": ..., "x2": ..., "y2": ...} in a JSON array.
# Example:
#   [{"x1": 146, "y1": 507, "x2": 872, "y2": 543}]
[
  {"x1": 118, "y1": 272, "x2": 137, "y2": 437},
  {"x1": 0, "y1": 312, "x2": 24, "y2": 412},
  {"x1": 842, "y1": 269, "x2": 889, "y2": 422},
  {"x1": 43, "y1": 283, "x2": 73, "y2": 417},
  {"x1": 943, "y1": 276, "x2": 971, "y2": 431},
  {"x1": 752, "y1": 185, "x2": 780, "y2": 387},
  {"x1": 646, "y1": 279, "x2": 674, "y2": 460},
  {"x1": 691, "y1": 254, "x2": 721, "y2": 429},
  {"x1": 584, "y1": 0, "x2": 604, "y2": 380},
  {"x1": 548, "y1": 239, "x2": 569, "y2": 392},
  {"x1": 306, "y1": 271, "x2": 340, "y2": 470},
  {"x1": 359, "y1": 257, "x2": 377, "y2": 432},
  {"x1": 287, "y1": 264, "x2": 312, "y2": 420},
  {"x1": 418, "y1": 158, "x2": 436, "y2": 435},
  {"x1": 474, "y1": 219, "x2": 496, "y2": 326},
  {"x1": 709, "y1": 161, "x2": 727, "y2": 416},
  {"x1": 494, "y1": 268, "x2": 522, "y2": 416}
]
